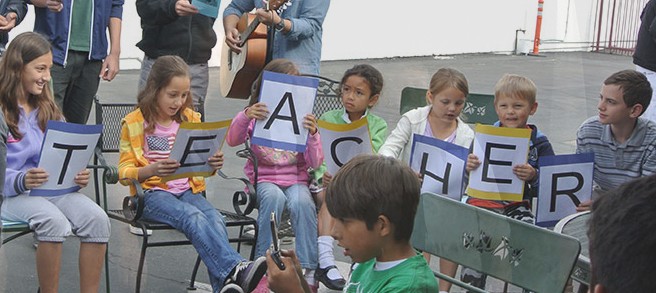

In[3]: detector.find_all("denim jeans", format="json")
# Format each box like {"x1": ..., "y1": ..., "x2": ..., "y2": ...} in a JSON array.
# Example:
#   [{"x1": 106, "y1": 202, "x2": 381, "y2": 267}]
[
  {"x1": 255, "y1": 182, "x2": 318, "y2": 269},
  {"x1": 141, "y1": 189, "x2": 242, "y2": 292}
]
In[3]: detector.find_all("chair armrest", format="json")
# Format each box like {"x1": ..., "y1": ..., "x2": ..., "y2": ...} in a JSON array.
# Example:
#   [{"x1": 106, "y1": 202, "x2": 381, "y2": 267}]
[
  {"x1": 122, "y1": 178, "x2": 146, "y2": 222},
  {"x1": 218, "y1": 170, "x2": 256, "y2": 216}
]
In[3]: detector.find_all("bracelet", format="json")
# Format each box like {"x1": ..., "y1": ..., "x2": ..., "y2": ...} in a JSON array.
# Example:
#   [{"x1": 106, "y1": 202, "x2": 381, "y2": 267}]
[{"x1": 275, "y1": 18, "x2": 285, "y2": 32}]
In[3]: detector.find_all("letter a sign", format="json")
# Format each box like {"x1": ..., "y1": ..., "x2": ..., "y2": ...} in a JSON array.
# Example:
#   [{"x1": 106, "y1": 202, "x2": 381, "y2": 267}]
[{"x1": 251, "y1": 71, "x2": 319, "y2": 152}]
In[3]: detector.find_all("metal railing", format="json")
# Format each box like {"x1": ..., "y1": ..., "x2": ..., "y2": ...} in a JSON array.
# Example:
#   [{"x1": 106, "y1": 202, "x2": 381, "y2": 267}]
[{"x1": 593, "y1": 0, "x2": 649, "y2": 55}]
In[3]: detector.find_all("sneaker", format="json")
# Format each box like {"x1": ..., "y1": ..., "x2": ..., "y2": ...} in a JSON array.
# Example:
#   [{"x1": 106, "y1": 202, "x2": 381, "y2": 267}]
[
  {"x1": 129, "y1": 225, "x2": 153, "y2": 236},
  {"x1": 225, "y1": 257, "x2": 267, "y2": 292},
  {"x1": 219, "y1": 283, "x2": 244, "y2": 293}
]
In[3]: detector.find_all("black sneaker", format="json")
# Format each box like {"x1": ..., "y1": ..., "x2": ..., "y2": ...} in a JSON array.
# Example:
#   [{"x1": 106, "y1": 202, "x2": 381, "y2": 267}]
[
  {"x1": 224, "y1": 257, "x2": 267, "y2": 292},
  {"x1": 219, "y1": 283, "x2": 244, "y2": 293}
]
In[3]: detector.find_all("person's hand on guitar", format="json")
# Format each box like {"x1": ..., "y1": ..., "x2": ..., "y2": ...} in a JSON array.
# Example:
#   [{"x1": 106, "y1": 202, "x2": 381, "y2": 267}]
[
  {"x1": 175, "y1": 0, "x2": 199, "y2": 17},
  {"x1": 246, "y1": 102, "x2": 270, "y2": 120},
  {"x1": 254, "y1": 8, "x2": 282, "y2": 26},
  {"x1": 224, "y1": 24, "x2": 242, "y2": 53}
]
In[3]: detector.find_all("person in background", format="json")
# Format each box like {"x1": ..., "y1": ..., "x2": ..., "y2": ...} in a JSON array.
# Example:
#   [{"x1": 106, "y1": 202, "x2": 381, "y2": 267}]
[{"x1": 31, "y1": 0, "x2": 123, "y2": 124}]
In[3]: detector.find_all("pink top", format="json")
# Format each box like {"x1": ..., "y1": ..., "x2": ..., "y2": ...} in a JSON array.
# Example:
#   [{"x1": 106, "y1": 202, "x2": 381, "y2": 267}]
[
  {"x1": 143, "y1": 121, "x2": 190, "y2": 195},
  {"x1": 226, "y1": 110, "x2": 324, "y2": 187}
]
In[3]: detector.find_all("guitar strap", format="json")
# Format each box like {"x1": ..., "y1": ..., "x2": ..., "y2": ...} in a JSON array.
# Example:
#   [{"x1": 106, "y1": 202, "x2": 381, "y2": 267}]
[{"x1": 265, "y1": 20, "x2": 275, "y2": 64}]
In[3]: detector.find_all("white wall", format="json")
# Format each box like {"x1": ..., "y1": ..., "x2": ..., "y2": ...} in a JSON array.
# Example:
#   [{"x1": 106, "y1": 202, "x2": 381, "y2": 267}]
[{"x1": 8, "y1": 0, "x2": 600, "y2": 70}]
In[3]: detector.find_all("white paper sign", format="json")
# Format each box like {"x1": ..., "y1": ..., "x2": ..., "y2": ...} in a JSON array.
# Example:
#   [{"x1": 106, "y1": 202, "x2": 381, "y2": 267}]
[
  {"x1": 32, "y1": 121, "x2": 102, "y2": 196},
  {"x1": 536, "y1": 153, "x2": 594, "y2": 227},
  {"x1": 466, "y1": 125, "x2": 531, "y2": 201},
  {"x1": 318, "y1": 118, "x2": 373, "y2": 175},
  {"x1": 163, "y1": 120, "x2": 231, "y2": 181},
  {"x1": 251, "y1": 71, "x2": 318, "y2": 152},
  {"x1": 409, "y1": 134, "x2": 469, "y2": 201}
]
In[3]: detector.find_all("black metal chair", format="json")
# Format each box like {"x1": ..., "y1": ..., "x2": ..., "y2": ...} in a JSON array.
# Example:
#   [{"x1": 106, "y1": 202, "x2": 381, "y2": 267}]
[{"x1": 92, "y1": 96, "x2": 258, "y2": 293}]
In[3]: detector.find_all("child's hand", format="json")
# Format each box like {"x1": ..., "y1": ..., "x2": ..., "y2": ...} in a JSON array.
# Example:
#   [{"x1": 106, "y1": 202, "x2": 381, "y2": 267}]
[
  {"x1": 246, "y1": 102, "x2": 269, "y2": 120},
  {"x1": 24, "y1": 168, "x2": 49, "y2": 189},
  {"x1": 74, "y1": 169, "x2": 91, "y2": 188},
  {"x1": 148, "y1": 159, "x2": 180, "y2": 178},
  {"x1": 417, "y1": 171, "x2": 423, "y2": 184},
  {"x1": 466, "y1": 154, "x2": 481, "y2": 172},
  {"x1": 576, "y1": 199, "x2": 592, "y2": 212},
  {"x1": 208, "y1": 150, "x2": 224, "y2": 171},
  {"x1": 322, "y1": 172, "x2": 333, "y2": 187},
  {"x1": 303, "y1": 114, "x2": 318, "y2": 135},
  {"x1": 266, "y1": 249, "x2": 307, "y2": 293},
  {"x1": 513, "y1": 163, "x2": 536, "y2": 181}
]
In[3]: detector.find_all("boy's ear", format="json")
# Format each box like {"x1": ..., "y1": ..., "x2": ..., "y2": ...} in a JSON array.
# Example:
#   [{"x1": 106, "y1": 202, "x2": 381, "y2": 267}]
[
  {"x1": 368, "y1": 94, "x2": 380, "y2": 108},
  {"x1": 628, "y1": 103, "x2": 644, "y2": 119},
  {"x1": 377, "y1": 214, "x2": 392, "y2": 238},
  {"x1": 529, "y1": 101, "x2": 538, "y2": 115}
]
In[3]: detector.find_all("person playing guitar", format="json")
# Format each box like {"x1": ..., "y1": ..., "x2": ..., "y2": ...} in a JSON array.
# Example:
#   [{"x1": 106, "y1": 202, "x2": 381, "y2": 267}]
[{"x1": 221, "y1": 0, "x2": 330, "y2": 99}]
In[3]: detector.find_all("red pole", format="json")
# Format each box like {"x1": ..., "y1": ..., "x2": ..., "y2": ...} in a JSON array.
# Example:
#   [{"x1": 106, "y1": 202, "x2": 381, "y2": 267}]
[{"x1": 532, "y1": 0, "x2": 544, "y2": 55}]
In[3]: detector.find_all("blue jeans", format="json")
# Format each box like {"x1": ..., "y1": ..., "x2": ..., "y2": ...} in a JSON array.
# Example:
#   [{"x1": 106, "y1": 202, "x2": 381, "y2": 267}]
[
  {"x1": 141, "y1": 189, "x2": 242, "y2": 292},
  {"x1": 255, "y1": 182, "x2": 318, "y2": 269}
]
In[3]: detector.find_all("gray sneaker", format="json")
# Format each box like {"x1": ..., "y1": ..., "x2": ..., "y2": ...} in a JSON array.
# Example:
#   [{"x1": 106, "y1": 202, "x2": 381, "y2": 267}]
[
  {"x1": 219, "y1": 283, "x2": 244, "y2": 293},
  {"x1": 224, "y1": 257, "x2": 267, "y2": 292}
]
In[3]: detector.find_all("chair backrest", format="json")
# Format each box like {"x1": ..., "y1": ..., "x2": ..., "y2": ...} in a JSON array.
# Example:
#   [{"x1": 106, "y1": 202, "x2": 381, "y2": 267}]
[
  {"x1": 399, "y1": 87, "x2": 498, "y2": 125},
  {"x1": 461, "y1": 93, "x2": 497, "y2": 125},
  {"x1": 411, "y1": 193, "x2": 580, "y2": 293},
  {"x1": 554, "y1": 211, "x2": 591, "y2": 285},
  {"x1": 400, "y1": 87, "x2": 427, "y2": 115},
  {"x1": 94, "y1": 96, "x2": 205, "y2": 153},
  {"x1": 302, "y1": 74, "x2": 341, "y2": 118}
]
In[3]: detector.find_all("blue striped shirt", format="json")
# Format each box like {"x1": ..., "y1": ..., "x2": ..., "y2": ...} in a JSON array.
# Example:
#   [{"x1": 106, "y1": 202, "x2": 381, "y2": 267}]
[{"x1": 576, "y1": 116, "x2": 656, "y2": 191}]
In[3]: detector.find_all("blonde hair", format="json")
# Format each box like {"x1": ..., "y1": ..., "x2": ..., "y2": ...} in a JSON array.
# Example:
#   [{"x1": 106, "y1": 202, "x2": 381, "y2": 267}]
[
  {"x1": 494, "y1": 74, "x2": 537, "y2": 105},
  {"x1": 137, "y1": 55, "x2": 192, "y2": 133},
  {"x1": 0, "y1": 32, "x2": 63, "y2": 139},
  {"x1": 426, "y1": 68, "x2": 469, "y2": 104}
]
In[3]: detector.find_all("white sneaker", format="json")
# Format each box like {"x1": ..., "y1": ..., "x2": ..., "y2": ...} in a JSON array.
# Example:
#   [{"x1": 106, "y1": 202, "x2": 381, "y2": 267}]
[{"x1": 129, "y1": 225, "x2": 153, "y2": 236}]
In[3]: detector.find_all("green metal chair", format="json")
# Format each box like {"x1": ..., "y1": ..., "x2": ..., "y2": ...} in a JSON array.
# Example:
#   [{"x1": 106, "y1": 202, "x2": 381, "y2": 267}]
[
  {"x1": 411, "y1": 192, "x2": 581, "y2": 293},
  {"x1": 399, "y1": 86, "x2": 498, "y2": 125}
]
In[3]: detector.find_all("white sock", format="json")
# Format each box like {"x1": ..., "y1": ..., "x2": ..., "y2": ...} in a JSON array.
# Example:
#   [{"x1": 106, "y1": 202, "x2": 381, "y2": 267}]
[
  {"x1": 304, "y1": 269, "x2": 317, "y2": 285},
  {"x1": 318, "y1": 236, "x2": 344, "y2": 280},
  {"x1": 318, "y1": 236, "x2": 336, "y2": 269}
]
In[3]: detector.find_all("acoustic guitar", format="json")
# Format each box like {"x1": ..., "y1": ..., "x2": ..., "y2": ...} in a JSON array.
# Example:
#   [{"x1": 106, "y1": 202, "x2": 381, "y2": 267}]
[{"x1": 220, "y1": 0, "x2": 290, "y2": 99}]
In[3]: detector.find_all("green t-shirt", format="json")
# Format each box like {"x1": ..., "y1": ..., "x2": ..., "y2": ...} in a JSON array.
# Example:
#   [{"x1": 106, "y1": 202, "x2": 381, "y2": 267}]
[
  {"x1": 68, "y1": 0, "x2": 93, "y2": 52},
  {"x1": 313, "y1": 108, "x2": 388, "y2": 182},
  {"x1": 344, "y1": 253, "x2": 438, "y2": 293}
]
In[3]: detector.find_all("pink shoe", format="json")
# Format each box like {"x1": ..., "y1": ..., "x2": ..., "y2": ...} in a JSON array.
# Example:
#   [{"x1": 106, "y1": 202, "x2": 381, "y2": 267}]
[{"x1": 251, "y1": 274, "x2": 269, "y2": 293}]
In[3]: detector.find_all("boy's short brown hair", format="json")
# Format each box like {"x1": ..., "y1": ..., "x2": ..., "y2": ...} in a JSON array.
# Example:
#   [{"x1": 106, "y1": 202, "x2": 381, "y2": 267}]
[
  {"x1": 325, "y1": 155, "x2": 421, "y2": 242},
  {"x1": 603, "y1": 69, "x2": 652, "y2": 115},
  {"x1": 494, "y1": 74, "x2": 538, "y2": 105}
]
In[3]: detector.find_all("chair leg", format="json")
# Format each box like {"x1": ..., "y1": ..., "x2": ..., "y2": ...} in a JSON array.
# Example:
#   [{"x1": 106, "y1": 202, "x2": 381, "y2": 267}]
[
  {"x1": 249, "y1": 222, "x2": 258, "y2": 261},
  {"x1": 236, "y1": 225, "x2": 244, "y2": 253},
  {"x1": 105, "y1": 245, "x2": 111, "y2": 293},
  {"x1": 188, "y1": 255, "x2": 202, "y2": 290},
  {"x1": 135, "y1": 224, "x2": 149, "y2": 293}
]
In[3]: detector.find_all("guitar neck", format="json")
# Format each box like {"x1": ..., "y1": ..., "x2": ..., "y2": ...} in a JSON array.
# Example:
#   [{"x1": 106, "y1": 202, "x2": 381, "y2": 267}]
[{"x1": 238, "y1": 17, "x2": 263, "y2": 47}]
